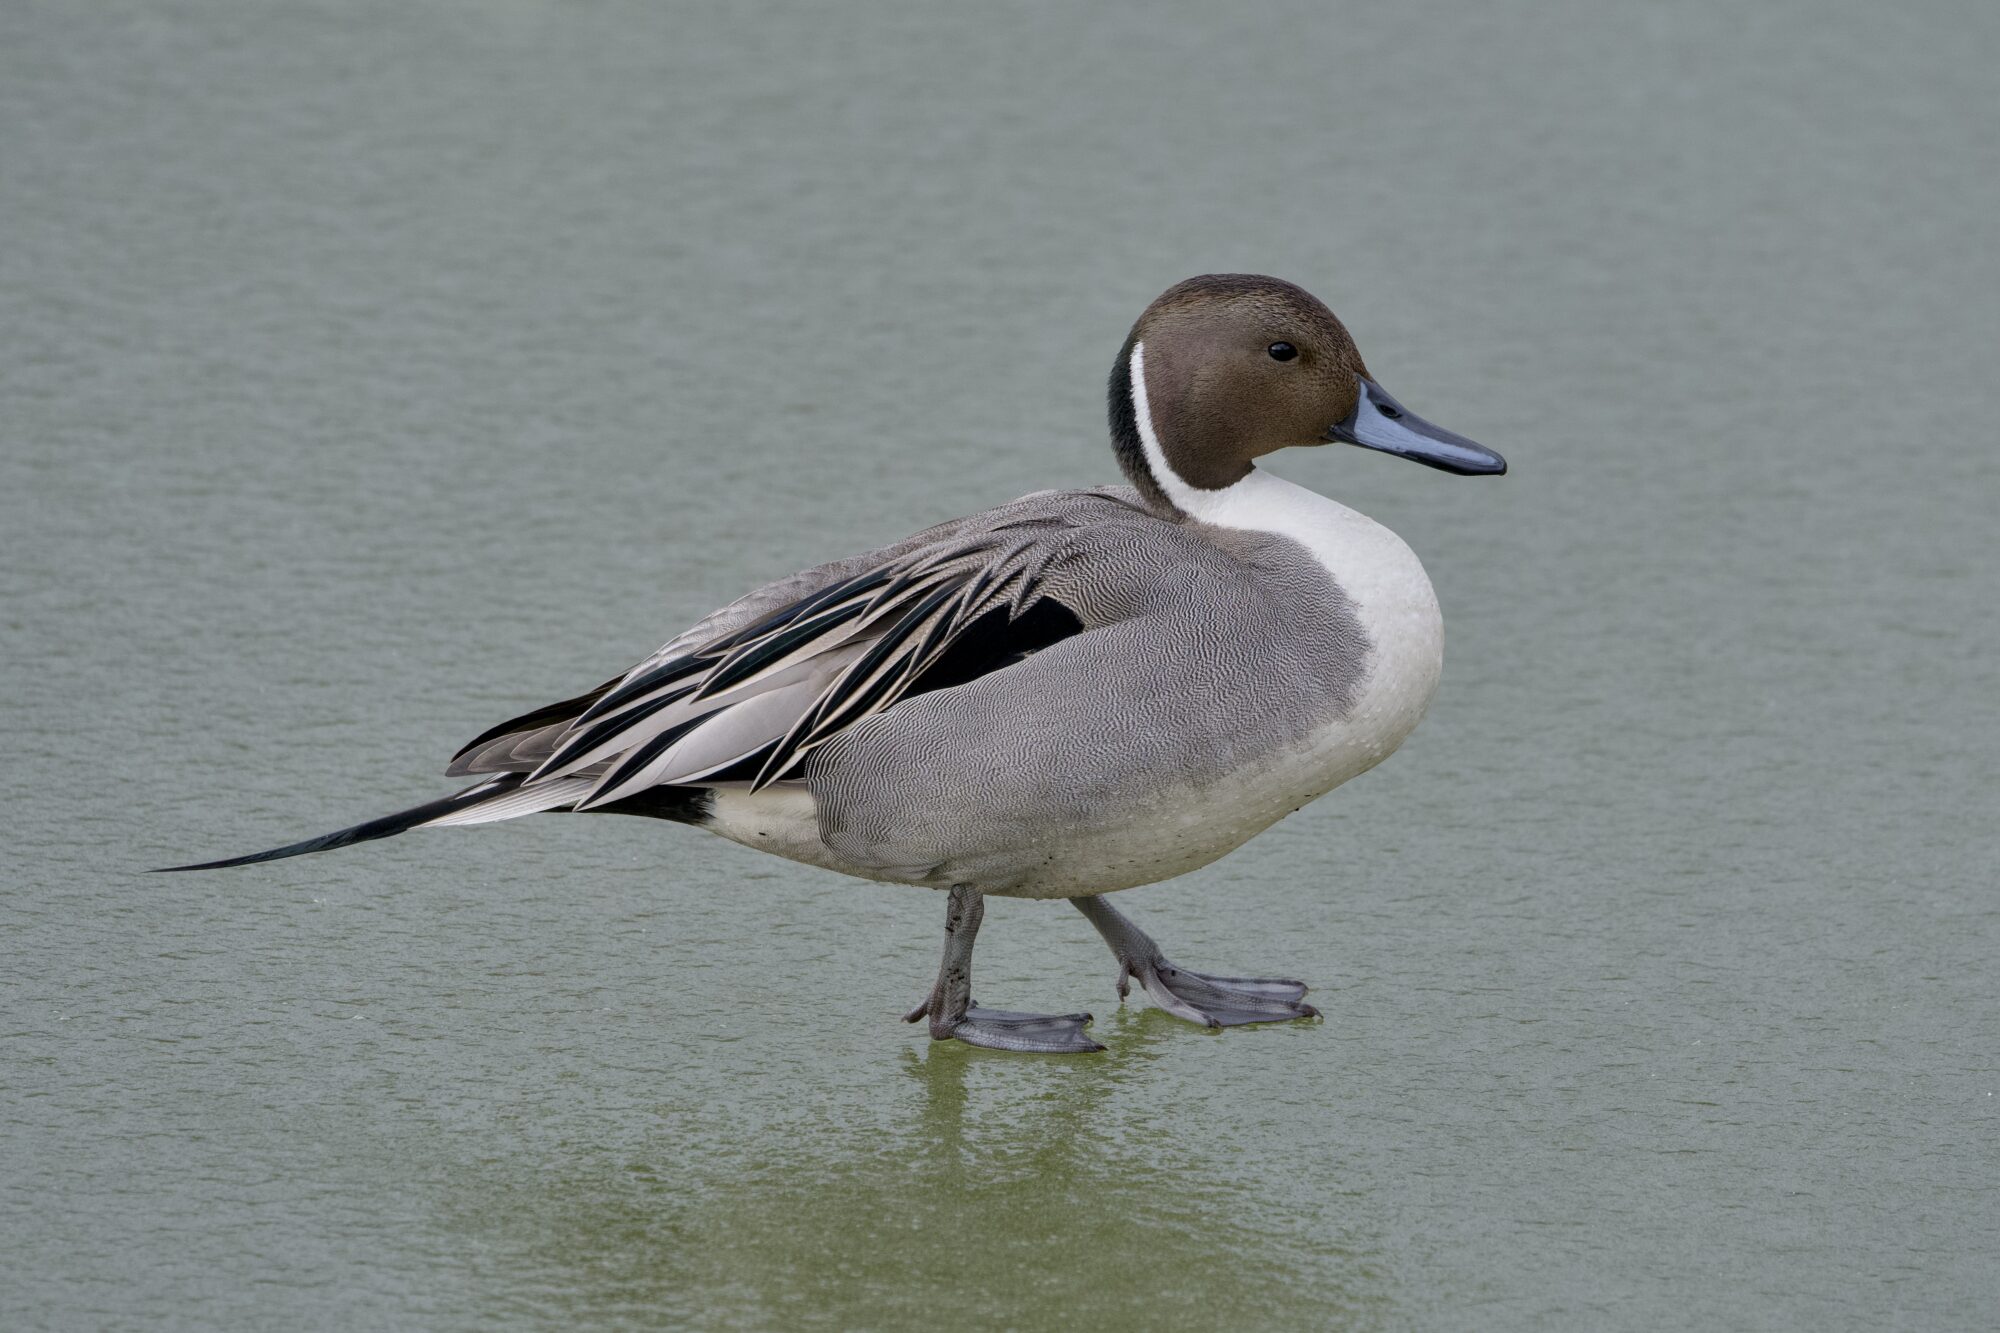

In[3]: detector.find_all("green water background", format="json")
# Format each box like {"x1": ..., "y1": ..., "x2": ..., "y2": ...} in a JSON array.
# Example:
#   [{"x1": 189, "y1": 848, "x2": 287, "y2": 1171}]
[{"x1": 4, "y1": 2, "x2": 1996, "y2": 1328}]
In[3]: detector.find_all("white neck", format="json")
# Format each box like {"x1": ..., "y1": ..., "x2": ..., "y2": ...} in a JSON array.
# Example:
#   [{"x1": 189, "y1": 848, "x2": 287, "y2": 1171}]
[
  {"x1": 1129, "y1": 339, "x2": 1357, "y2": 559},
  {"x1": 1129, "y1": 344, "x2": 1444, "y2": 753}
]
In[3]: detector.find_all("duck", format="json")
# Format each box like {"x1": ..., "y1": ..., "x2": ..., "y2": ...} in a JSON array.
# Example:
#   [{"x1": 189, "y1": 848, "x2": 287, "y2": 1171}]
[{"x1": 162, "y1": 274, "x2": 1506, "y2": 1054}]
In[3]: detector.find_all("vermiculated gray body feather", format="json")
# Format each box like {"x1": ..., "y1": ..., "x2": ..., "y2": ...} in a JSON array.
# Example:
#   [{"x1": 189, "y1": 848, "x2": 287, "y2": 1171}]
[
  {"x1": 167, "y1": 485, "x2": 1376, "y2": 896},
  {"x1": 157, "y1": 271, "x2": 1504, "y2": 1055}
]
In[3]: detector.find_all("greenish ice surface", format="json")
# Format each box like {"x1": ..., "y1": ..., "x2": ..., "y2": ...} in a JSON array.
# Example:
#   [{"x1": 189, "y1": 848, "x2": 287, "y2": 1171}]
[{"x1": 3, "y1": 2, "x2": 1996, "y2": 1329}]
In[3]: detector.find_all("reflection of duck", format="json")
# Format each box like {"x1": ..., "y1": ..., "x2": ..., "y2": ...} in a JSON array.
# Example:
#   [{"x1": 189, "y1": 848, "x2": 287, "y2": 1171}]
[
  {"x1": 443, "y1": 1035, "x2": 1389, "y2": 1327},
  {"x1": 164, "y1": 275, "x2": 1504, "y2": 1055},
  {"x1": 899, "y1": 1043, "x2": 1095, "y2": 1165}
]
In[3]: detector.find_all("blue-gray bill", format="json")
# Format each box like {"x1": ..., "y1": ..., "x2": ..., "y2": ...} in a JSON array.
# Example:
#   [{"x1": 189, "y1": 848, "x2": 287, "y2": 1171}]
[{"x1": 1331, "y1": 379, "x2": 1508, "y2": 475}]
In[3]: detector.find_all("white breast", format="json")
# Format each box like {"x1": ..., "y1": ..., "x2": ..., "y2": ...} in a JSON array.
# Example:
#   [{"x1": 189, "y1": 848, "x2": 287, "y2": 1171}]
[
  {"x1": 1105, "y1": 471, "x2": 1443, "y2": 886},
  {"x1": 706, "y1": 359, "x2": 1446, "y2": 899},
  {"x1": 1131, "y1": 340, "x2": 1444, "y2": 811},
  {"x1": 985, "y1": 500, "x2": 1442, "y2": 898}
]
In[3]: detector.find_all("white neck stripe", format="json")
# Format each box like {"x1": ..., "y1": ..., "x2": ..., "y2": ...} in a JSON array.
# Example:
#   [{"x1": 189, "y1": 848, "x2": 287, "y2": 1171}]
[
  {"x1": 1127, "y1": 341, "x2": 1366, "y2": 579},
  {"x1": 1130, "y1": 341, "x2": 1236, "y2": 522}
]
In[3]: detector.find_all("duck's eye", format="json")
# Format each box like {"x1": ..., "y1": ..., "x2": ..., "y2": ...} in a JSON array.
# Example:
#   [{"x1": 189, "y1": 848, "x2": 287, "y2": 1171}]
[{"x1": 1267, "y1": 342, "x2": 1298, "y2": 362}]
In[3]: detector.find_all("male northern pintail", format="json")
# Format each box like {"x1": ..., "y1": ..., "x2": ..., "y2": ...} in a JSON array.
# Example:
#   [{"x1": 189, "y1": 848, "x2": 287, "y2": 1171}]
[{"x1": 165, "y1": 274, "x2": 1506, "y2": 1054}]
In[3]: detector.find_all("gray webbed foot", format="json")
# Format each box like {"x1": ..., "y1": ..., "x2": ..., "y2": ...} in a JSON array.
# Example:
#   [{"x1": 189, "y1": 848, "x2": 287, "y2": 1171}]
[
  {"x1": 906, "y1": 885, "x2": 1104, "y2": 1054},
  {"x1": 1075, "y1": 894, "x2": 1320, "y2": 1030},
  {"x1": 903, "y1": 997, "x2": 1103, "y2": 1054},
  {"x1": 1116, "y1": 956, "x2": 1319, "y2": 1029}
]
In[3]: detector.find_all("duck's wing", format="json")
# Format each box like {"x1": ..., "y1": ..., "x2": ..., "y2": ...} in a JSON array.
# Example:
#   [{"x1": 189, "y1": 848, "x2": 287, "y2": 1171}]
[{"x1": 443, "y1": 488, "x2": 1148, "y2": 813}]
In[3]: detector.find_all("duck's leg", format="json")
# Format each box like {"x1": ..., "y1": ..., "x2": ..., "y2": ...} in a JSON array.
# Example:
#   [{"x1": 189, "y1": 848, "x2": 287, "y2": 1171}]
[
  {"x1": 903, "y1": 885, "x2": 1103, "y2": 1053},
  {"x1": 1071, "y1": 895, "x2": 1320, "y2": 1028}
]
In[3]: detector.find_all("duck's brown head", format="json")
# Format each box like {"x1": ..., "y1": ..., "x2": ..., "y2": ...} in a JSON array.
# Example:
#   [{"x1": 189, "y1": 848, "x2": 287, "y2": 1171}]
[{"x1": 1109, "y1": 274, "x2": 1504, "y2": 516}]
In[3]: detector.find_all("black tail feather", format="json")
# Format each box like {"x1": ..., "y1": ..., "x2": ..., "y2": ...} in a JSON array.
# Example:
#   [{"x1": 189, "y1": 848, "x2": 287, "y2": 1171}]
[
  {"x1": 153, "y1": 775, "x2": 527, "y2": 872},
  {"x1": 447, "y1": 675, "x2": 623, "y2": 769}
]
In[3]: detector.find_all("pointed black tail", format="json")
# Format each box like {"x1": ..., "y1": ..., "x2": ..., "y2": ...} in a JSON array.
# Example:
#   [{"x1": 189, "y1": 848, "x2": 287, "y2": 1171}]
[{"x1": 152, "y1": 775, "x2": 528, "y2": 872}]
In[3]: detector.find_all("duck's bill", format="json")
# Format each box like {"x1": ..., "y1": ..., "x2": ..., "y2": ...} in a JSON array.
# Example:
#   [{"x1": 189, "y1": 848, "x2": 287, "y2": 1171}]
[{"x1": 1331, "y1": 379, "x2": 1507, "y2": 475}]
